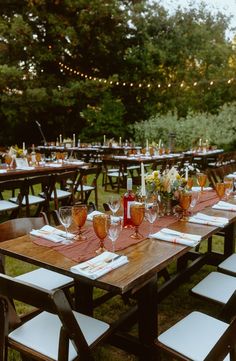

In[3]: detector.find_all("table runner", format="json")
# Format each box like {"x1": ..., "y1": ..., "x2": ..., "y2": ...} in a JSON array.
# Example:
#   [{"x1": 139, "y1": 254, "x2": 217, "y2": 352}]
[{"x1": 32, "y1": 190, "x2": 219, "y2": 263}]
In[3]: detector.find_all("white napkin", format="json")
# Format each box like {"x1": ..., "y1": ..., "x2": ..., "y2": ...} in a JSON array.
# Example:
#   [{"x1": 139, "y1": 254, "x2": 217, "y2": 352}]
[
  {"x1": 65, "y1": 160, "x2": 84, "y2": 165},
  {"x1": 149, "y1": 228, "x2": 201, "y2": 247},
  {"x1": 30, "y1": 225, "x2": 74, "y2": 243},
  {"x1": 212, "y1": 201, "x2": 236, "y2": 212},
  {"x1": 16, "y1": 166, "x2": 35, "y2": 170},
  {"x1": 188, "y1": 212, "x2": 229, "y2": 227},
  {"x1": 0, "y1": 169, "x2": 7, "y2": 173},
  {"x1": 192, "y1": 186, "x2": 212, "y2": 191},
  {"x1": 87, "y1": 210, "x2": 122, "y2": 222},
  {"x1": 70, "y1": 251, "x2": 128, "y2": 279},
  {"x1": 46, "y1": 163, "x2": 62, "y2": 168}
]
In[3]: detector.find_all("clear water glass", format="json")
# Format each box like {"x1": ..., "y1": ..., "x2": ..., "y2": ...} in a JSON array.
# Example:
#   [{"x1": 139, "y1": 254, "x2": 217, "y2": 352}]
[
  {"x1": 108, "y1": 196, "x2": 121, "y2": 216},
  {"x1": 108, "y1": 218, "x2": 122, "y2": 259},
  {"x1": 58, "y1": 206, "x2": 73, "y2": 244}
]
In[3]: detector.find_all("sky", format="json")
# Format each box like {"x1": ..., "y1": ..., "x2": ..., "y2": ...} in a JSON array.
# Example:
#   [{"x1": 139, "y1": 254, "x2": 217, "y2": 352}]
[{"x1": 156, "y1": 0, "x2": 236, "y2": 39}]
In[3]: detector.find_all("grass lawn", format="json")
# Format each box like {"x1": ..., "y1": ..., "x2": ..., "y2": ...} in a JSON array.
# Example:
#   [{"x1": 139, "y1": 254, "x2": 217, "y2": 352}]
[{"x1": 3, "y1": 172, "x2": 228, "y2": 360}]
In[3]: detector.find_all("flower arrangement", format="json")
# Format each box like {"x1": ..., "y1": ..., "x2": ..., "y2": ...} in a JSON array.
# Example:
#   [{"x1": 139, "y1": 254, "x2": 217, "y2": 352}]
[
  {"x1": 8, "y1": 145, "x2": 24, "y2": 158},
  {"x1": 145, "y1": 166, "x2": 186, "y2": 199}
]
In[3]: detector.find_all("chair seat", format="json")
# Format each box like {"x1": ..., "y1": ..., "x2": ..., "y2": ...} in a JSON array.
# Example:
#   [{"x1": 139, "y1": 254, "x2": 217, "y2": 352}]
[
  {"x1": 76, "y1": 185, "x2": 95, "y2": 192},
  {"x1": 158, "y1": 311, "x2": 229, "y2": 361},
  {"x1": 15, "y1": 268, "x2": 73, "y2": 290},
  {"x1": 0, "y1": 200, "x2": 19, "y2": 212},
  {"x1": 51, "y1": 189, "x2": 72, "y2": 199},
  {"x1": 10, "y1": 195, "x2": 45, "y2": 206},
  {"x1": 218, "y1": 254, "x2": 236, "y2": 275},
  {"x1": 9, "y1": 310, "x2": 110, "y2": 361},
  {"x1": 107, "y1": 171, "x2": 128, "y2": 178},
  {"x1": 191, "y1": 271, "x2": 236, "y2": 304}
]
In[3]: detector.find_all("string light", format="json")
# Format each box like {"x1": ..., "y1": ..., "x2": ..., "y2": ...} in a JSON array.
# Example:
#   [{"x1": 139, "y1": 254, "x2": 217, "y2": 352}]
[{"x1": 58, "y1": 61, "x2": 236, "y2": 90}]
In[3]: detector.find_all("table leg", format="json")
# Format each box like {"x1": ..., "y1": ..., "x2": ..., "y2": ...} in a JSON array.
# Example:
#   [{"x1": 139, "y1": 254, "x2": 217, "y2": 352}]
[
  {"x1": 74, "y1": 281, "x2": 94, "y2": 316},
  {"x1": 136, "y1": 274, "x2": 159, "y2": 361}
]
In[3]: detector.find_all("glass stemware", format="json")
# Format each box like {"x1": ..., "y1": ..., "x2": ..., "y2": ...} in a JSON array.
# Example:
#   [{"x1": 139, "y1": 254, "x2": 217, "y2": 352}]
[
  {"x1": 5, "y1": 154, "x2": 12, "y2": 169},
  {"x1": 93, "y1": 214, "x2": 110, "y2": 254},
  {"x1": 224, "y1": 177, "x2": 233, "y2": 200},
  {"x1": 179, "y1": 191, "x2": 192, "y2": 221},
  {"x1": 108, "y1": 196, "x2": 121, "y2": 217},
  {"x1": 130, "y1": 202, "x2": 145, "y2": 239},
  {"x1": 72, "y1": 204, "x2": 87, "y2": 241},
  {"x1": 145, "y1": 200, "x2": 158, "y2": 235},
  {"x1": 58, "y1": 206, "x2": 73, "y2": 244},
  {"x1": 186, "y1": 177, "x2": 194, "y2": 191},
  {"x1": 189, "y1": 191, "x2": 200, "y2": 214},
  {"x1": 108, "y1": 217, "x2": 122, "y2": 259},
  {"x1": 197, "y1": 173, "x2": 207, "y2": 192},
  {"x1": 215, "y1": 182, "x2": 225, "y2": 200}
]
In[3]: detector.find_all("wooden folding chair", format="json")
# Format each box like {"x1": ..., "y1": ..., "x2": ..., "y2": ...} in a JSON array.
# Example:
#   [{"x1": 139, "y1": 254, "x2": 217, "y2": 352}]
[
  {"x1": 102, "y1": 158, "x2": 127, "y2": 193},
  {"x1": 74, "y1": 166, "x2": 101, "y2": 209},
  {"x1": 0, "y1": 273, "x2": 111, "y2": 361},
  {"x1": 50, "y1": 170, "x2": 78, "y2": 211},
  {"x1": 0, "y1": 215, "x2": 73, "y2": 298},
  {"x1": 157, "y1": 310, "x2": 236, "y2": 360},
  {"x1": 0, "y1": 179, "x2": 24, "y2": 219}
]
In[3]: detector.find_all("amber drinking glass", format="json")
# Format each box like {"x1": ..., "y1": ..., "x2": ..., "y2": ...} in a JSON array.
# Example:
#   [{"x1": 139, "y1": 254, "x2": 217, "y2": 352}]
[
  {"x1": 186, "y1": 177, "x2": 194, "y2": 190},
  {"x1": 179, "y1": 192, "x2": 192, "y2": 221},
  {"x1": 197, "y1": 173, "x2": 207, "y2": 192},
  {"x1": 72, "y1": 204, "x2": 87, "y2": 241},
  {"x1": 35, "y1": 153, "x2": 41, "y2": 165},
  {"x1": 5, "y1": 154, "x2": 12, "y2": 169},
  {"x1": 215, "y1": 182, "x2": 225, "y2": 200},
  {"x1": 93, "y1": 214, "x2": 110, "y2": 254},
  {"x1": 130, "y1": 203, "x2": 145, "y2": 239}
]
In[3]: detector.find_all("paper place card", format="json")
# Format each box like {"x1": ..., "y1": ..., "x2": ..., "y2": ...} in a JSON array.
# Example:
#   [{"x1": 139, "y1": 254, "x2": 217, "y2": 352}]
[
  {"x1": 149, "y1": 228, "x2": 201, "y2": 247},
  {"x1": 70, "y1": 251, "x2": 128, "y2": 279},
  {"x1": 212, "y1": 201, "x2": 236, "y2": 212},
  {"x1": 30, "y1": 225, "x2": 74, "y2": 243}
]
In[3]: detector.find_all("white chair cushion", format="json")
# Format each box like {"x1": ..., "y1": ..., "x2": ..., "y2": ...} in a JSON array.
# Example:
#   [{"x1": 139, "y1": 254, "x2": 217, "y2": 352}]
[
  {"x1": 76, "y1": 185, "x2": 95, "y2": 192},
  {"x1": 107, "y1": 172, "x2": 127, "y2": 178},
  {"x1": 218, "y1": 254, "x2": 236, "y2": 275},
  {"x1": 158, "y1": 311, "x2": 229, "y2": 361},
  {"x1": 191, "y1": 271, "x2": 236, "y2": 304},
  {"x1": 0, "y1": 200, "x2": 19, "y2": 211},
  {"x1": 15, "y1": 268, "x2": 73, "y2": 290},
  {"x1": 10, "y1": 195, "x2": 45, "y2": 205},
  {"x1": 51, "y1": 189, "x2": 72, "y2": 199},
  {"x1": 9, "y1": 311, "x2": 110, "y2": 361}
]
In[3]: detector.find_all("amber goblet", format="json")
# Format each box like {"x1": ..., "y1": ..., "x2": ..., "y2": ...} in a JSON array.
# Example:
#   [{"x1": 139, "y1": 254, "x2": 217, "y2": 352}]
[
  {"x1": 179, "y1": 191, "x2": 192, "y2": 221},
  {"x1": 72, "y1": 204, "x2": 87, "y2": 241},
  {"x1": 130, "y1": 202, "x2": 145, "y2": 239},
  {"x1": 5, "y1": 154, "x2": 12, "y2": 169},
  {"x1": 186, "y1": 177, "x2": 194, "y2": 190},
  {"x1": 35, "y1": 153, "x2": 41, "y2": 166},
  {"x1": 215, "y1": 182, "x2": 225, "y2": 200},
  {"x1": 93, "y1": 214, "x2": 110, "y2": 254},
  {"x1": 197, "y1": 173, "x2": 207, "y2": 192}
]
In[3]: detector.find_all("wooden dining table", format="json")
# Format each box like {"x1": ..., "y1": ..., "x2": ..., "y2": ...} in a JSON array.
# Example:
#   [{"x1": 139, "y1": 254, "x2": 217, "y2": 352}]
[{"x1": 1, "y1": 193, "x2": 236, "y2": 360}]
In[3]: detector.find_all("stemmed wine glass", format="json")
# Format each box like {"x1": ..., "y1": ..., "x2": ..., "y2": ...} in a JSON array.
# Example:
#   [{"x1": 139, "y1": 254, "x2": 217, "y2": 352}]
[
  {"x1": 215, "y1": 182, "x2": 225, "y2": 200},
  {"x1": 186, "y1": 177, "x2": 194, "y2": 191},
  {"x1": 145, "y1": 200, "x2": 158, "y2": 235},
  {"x1": 179, "y1": 191, "x2": 192, "y2": 221},
  {"x1": 108, "y1": 196, "x2": 121, "y2": 217},
  {"x1": 108, "y1": 217, "x2": 122, "y2": 260},
  {"x1": 58, "y1": 206, "x2": 73, "y2": 244},
  {"x1": 189, "y1": 191, "x2": 200, "y2": 214},
  {"x1": 130, "y1": 202, "x2": 145, "y2": 239},
  {"x1": 72, "y1": 204, "x2": 87, "y2": 241},
  {"x1": 93, "y1": 214, "x2": 110, "y2": 254},
  {"x1": 224, "y1": 177, "x2": 233, "y2": 200},
  {"x1": 5, "y1": 154, "x2": 12, "y2": 169},
  {"x1": 196, "y1": 173, "x2": 207, "y2": 192}
]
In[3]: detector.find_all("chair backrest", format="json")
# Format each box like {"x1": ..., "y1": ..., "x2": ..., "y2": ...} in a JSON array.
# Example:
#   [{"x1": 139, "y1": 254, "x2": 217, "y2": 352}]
[
  {"x1": 0, "y1": 273, "x2": 93, "y2": 361},
  {"x1": 0, "y1": 214, "x2": 48, "y2": 243},
  {"x1": 51, "y1": 170, "x2": 78, "y2": 210},
  {"x1": 74, "y1": 166, "x2": 101, "y2": 208}
]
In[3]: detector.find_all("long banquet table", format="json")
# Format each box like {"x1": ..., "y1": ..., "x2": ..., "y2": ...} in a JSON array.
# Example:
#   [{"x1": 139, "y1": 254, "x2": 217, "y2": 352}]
[{"x1": 0, "y1": 192, "x2": 236, "y2": 360}]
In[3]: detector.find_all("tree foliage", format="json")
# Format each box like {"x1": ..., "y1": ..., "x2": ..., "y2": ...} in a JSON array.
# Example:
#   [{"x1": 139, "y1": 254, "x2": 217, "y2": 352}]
[{"x1": 0, "y1": 0, "x2": 235, "y2": 145}]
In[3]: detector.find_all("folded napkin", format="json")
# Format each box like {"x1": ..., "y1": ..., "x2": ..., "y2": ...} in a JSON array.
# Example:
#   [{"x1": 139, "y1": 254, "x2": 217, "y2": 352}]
[
  {"x1": 212, "y1": 201, "x2": 236, "y2": 212},
  {"x1": 65, "y1": 160, "x2": 84, "y2": 165},
  {"x1": 87, "y1": 210, "x2": 122, "y2": 222},
  {"x1": 188, "y1": 212, "x2": 229, "y2": 227},
  {"x1": 0, "y1": 169, "x2": 7, "y2": 173},
  {"x1": 149, "y1": 228, "x2": 201, "y2": 247},
  {"x1": 70, "y1": 251, "x2": 128, "y2": 279},
  {"x1": 30, "y1": 225, "x2": 74, "y2": 243},
  {"x1": 46, "y1": 163, "x2": 62, "y2": 168},
  {"x1": 192, "y1": 186, "x2": 212, "y2": 191},
  {"x1": 16, "y1": 166, "x2": 35, "y2": 170}
]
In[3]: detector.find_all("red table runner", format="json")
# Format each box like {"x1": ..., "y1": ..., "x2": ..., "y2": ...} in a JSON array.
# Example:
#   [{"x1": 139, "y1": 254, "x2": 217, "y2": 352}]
[{"x1": 32, "y1": 190, "x2": 219, "y2": 263}]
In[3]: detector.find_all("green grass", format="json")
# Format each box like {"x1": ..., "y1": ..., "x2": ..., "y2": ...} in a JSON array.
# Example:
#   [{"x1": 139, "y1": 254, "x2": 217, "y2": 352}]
[{"x1": 3, "y1": 172, "x2": 229, "y2": 360}]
